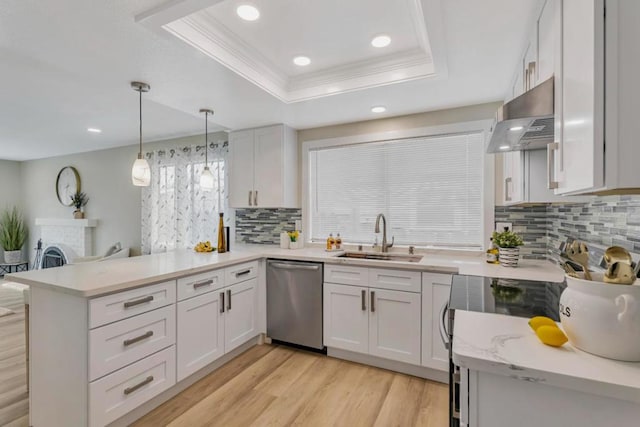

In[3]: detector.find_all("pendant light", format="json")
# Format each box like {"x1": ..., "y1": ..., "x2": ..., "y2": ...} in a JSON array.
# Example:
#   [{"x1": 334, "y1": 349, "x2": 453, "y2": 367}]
[
  {"x1": 131, "y1": 81, "x2": 151, "y2": 187},
  {"x1": 199, "y1": 108, "x2": 215, "y2": 191}
]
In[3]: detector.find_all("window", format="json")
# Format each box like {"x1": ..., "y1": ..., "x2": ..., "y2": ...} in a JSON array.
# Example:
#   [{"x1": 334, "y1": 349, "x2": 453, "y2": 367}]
[
  {"x1": 142, "y1": 144, "x2": 229, "y2": 254},
  {"x1": 308, "y1": 131, "x2": 485, "y2": 249}
]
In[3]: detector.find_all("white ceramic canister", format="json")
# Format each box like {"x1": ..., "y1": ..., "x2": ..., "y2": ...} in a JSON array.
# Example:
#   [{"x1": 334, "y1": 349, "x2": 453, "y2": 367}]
[{"x1": 560, "y1": 272, "x2": 640, "y2": 361}]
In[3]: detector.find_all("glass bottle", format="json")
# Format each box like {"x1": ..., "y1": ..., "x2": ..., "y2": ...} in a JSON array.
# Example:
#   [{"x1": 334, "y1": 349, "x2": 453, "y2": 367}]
[
  {"x1": 486, "y1": 237, "x2": 499, "y2": 264},
  {"x1": 326, "y1": 233, "x2": 335, "y2": 251},
  {"x1": 335, "y1": 233, "x2": 342, "y2": 250},
  {"x1": 217, "y1": 212, "x2": 226, "y2": 253}
]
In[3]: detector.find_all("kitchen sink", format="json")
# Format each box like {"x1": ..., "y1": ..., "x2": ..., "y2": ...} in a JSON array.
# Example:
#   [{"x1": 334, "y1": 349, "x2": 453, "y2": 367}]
[{"x1": 337, "y1": 252, "x2": 423, "y2": 263}]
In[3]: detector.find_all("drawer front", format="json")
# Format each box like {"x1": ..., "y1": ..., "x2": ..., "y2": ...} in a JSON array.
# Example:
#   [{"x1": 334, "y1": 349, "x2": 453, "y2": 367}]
[
  {"x1": 369, "y1": 268, "x2": 422, "y2": 293},
  {"x1": 89, "y1": 346, "x2": 176, "y2": 427},
  {"x1": 89, "y1": 305, "x2": 176, "y2": 381},
  {"x1": 324, "y1": 264, "x2": 369, "y2": 286},
  {"x1": 89, "y1": 281, "x2": 176, "y2": 329},
  {"x1": 225, "y1": 261, "x2": 259, "y2": 286},
  {"x1": 177, "y1": 269, "x2": 225, "y2": 301}
]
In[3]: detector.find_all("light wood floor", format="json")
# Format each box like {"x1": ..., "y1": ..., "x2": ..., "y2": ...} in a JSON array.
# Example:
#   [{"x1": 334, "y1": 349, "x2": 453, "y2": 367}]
[
  {"x1": 0, "y1": 281, "x2": 448, "y2": 427},
  {"x1": 134, "y1": 345, "x2": 448, "y2": 427},
  {"x1": 0, "y1": 284, "x2": 29, "y2": 427}
]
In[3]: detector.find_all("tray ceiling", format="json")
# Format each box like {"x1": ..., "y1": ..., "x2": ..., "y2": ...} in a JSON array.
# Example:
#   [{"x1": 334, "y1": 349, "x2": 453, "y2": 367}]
[{"x1": 141, "y1": 0, "x2": 444, "y2": 103}]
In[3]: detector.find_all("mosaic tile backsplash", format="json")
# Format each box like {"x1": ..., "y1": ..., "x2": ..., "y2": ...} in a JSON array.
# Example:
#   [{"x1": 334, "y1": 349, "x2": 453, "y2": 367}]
[
  {"x1": 235, "y1": 208, "x2": 302, "y2": 244},
  {"x1": 496, "y1": 195, "x2": 640, "y2": 263}
]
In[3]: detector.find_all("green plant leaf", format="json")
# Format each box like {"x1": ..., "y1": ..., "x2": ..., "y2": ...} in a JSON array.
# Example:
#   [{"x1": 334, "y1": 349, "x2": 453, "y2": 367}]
[{"x1": 0, "y1": 207, "x2": 28, "y2": 251}]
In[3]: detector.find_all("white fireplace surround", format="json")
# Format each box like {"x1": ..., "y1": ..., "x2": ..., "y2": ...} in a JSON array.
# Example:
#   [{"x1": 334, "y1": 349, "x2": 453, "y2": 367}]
[{"x1": 36, "y1": 218, "x2": 98, "y2": 258}]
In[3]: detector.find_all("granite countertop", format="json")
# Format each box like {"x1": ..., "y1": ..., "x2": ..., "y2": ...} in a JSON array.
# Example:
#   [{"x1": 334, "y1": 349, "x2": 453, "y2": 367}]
[
  {"x1": 452, "y1": 310, "x2": 640, "y2": 404},
  {"x1": 6, "y1": 244, "x2": 564, "y2": 298}
]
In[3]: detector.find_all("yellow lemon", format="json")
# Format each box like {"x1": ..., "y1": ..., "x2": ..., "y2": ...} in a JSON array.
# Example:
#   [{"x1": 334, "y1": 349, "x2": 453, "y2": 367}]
[
  {"x1": 535, "y1": 325, "x2": 568, "y2": 347},
  {"x1": 528, "y1": 316, "x2": 557, "y2": 331}
]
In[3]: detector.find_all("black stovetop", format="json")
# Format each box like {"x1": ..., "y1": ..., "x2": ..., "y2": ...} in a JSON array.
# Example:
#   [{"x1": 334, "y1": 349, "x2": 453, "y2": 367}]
[{"x1": 449, "y1": 275, "x2": 566, "y2": 321}]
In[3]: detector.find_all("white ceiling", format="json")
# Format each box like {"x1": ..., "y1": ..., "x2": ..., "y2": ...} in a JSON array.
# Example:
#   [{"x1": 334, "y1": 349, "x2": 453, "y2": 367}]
[{"x1": 0, "y1": 0, "x2": 543, "y2": 161}]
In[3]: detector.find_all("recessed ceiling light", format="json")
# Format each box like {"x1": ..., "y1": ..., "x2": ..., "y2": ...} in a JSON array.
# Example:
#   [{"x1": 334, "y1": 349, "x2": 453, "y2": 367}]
[
  {"x1": 371, "y1": 106, "x2": 386, "y2": 113},
  {"x1": 293, "y1": 56, "x2": 311, "y2": 66},
  {"x1": 371, "y1": 35, "x2": 391, "y2": 48},
  {"x1": 499, "y1": 145, "x2": 510, "y2": 150},
  {"x1": 236, "y1": 4, "x2": 260, "y2": 21},
  {"x1": 87, "y1": 128, "x2": 102, "y2": 133},
  {"x1": 509, "y1": 126, "x2": 524, "y2": 131}
]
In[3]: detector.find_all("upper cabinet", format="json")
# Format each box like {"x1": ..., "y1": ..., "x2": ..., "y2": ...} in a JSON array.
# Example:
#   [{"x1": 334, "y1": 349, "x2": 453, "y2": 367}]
[
  {"x1": 553, "y1": 0, "x2": 640, "y2": 195},
  {"x1": 229, "y1": 124, "x2": 299, "y2": 208}
]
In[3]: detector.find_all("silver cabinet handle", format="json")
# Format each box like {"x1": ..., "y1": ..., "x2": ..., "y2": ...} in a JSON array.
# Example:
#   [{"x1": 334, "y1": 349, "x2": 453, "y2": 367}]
[
  {"x1": 504, "y1": 177, "x2": 512, "y2": 202},
  {"x1": 193, "y1": 279, "x2": 213, "y2": 290},
  {"x1": 524, "y1": 68, "x2": 529, "y2": 92},
  {"x1": 248, "y1": 190, "x2": 252, "y2": 206},
  {"x1": 370, "y1": 291, "x2": 375, "y2": 313},
  {"x1": 254, "y1": 190, "x2": 258, "y2": 206},
  {"x1": 439, "y1": 302, "x2": 450, "y2": 350},
  {"x1": 220, "y1": 292, "x2": 225, "y2": 314},
  {"x1": 123, "y1": 330, "x2": 154, "y2": 347},
  {"x1": 547, "y1": 142, "x2": 559, "y2": 189},
  {"x1": 124, "y1": 375, "x2": 154, "y2": 395},
  {"x1": 361, "y1": 290, "x2": 366, "y2": 311},
  {"x1": 124, "y1": 295, "x2": 153, "y2": 309},
  {"x1": 226, "y1": 289, "x2": 231, "y2": 311},
  {"x1": 269, "y1": 262, "x2": 319, "y2": 271},
  {"x1": 235, "y1": 269, "x2": 251, "y2": 277},
  {"x1": 528, "y1": 61, "x2": 536, "y2": 89}
]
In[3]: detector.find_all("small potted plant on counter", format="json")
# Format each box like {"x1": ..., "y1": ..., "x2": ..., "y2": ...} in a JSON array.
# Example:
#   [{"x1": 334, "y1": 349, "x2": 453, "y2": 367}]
[
  {"x1": 70, "y1": 191, "x2": 89, "y2": 219},
  {"x1": 493, "y1": 229, "x2": 524, "y2": 267},
  {"x1": 0, "y1": 206, "x2": 28, "y2": 264}
]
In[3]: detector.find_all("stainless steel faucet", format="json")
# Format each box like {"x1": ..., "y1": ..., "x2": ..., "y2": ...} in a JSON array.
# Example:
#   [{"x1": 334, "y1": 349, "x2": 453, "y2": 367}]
[{"x1": 374, "y1": 213, "x2": 394, "y2": 253}]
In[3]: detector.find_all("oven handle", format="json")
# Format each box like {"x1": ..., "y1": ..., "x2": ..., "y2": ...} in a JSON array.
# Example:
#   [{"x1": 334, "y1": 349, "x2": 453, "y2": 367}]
[{"x1": 439, "y1": 301, "x2": 450, "y2": 350}]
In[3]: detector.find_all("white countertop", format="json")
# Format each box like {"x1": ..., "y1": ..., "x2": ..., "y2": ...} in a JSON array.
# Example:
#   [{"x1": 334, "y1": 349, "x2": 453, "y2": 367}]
[
  {"x1": 6, "y1": 244, "x2": 563, "y2": 298},
  {"x1": 452, "y1": 310, "x2": 640, "y2": 404}
]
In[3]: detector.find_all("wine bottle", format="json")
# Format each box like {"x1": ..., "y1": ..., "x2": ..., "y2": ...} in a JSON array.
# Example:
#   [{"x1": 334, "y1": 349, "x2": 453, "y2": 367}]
[{"x1": 217, "y1": 212, "x2": 226, "y2": 253}]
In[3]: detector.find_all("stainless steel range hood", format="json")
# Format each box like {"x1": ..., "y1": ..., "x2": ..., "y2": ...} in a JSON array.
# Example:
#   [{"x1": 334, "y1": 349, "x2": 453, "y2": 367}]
[{"x1": 486, "y1": 77, "x2": 554, "y2": 153}]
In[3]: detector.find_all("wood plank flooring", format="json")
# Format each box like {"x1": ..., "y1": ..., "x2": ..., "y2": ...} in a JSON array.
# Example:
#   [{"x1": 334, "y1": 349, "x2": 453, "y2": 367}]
[
  {"x1": 134, "y1": 345, "x2": 448, "y2": 427},
  {"x1": 0, "y1": 280, "x2": 448, "y2": 427},
  {"x1": 0, "y1": 283, "x2": 28, "y2": 427}
]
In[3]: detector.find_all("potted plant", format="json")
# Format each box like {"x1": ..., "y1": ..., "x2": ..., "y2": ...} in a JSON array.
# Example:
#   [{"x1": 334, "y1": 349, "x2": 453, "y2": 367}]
[
  {"x1": 70, "y1": 191, "x2": 89, "y2": 219},
  {"x1": 492, "y1": 229, "x2": 524, "y2": 267},
  {"x1": 0, "y1": 207, "x2": 28, "y2": 264}
]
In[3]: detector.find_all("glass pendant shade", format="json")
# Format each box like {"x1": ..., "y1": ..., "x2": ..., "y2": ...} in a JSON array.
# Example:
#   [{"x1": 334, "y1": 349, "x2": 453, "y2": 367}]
[
  {"x1": 200, "y1": 166, "x2": 215, "y2": 190},
  {"x1": 132, "y1": 156, "x2": 151, "y2": 186}
]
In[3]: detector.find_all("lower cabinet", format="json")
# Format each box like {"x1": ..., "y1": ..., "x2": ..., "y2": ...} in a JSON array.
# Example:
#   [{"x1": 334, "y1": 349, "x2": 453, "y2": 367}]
[
  {"x1": 421, "y1": 273, "x2": 452, "y2": 371},
  {"x1": 323, "y1": 283, "x2": 421, "y2": 365},
  {"x1": 177, "y1": 277, "x2": 258, "y2": 381}
]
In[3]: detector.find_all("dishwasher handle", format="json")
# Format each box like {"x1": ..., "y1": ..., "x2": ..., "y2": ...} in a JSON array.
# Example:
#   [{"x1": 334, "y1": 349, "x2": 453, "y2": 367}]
[{"x1": 269, "y1": 262, "x2": 320, "y2": 271}]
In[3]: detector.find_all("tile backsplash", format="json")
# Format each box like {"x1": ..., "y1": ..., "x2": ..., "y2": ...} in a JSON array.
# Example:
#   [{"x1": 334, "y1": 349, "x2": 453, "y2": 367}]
[
  {"x1": 496, "y1": 195, "x2": 640, "y2": 263},
  {"x1": 235, "y1": 208, "x2": 302, "y2": 244}
]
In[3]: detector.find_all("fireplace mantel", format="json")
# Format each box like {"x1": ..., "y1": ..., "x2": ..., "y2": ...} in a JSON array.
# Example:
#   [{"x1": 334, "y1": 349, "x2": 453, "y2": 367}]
[{"x1": 35, "y1": 218, "x2": 98, "y2": 227}]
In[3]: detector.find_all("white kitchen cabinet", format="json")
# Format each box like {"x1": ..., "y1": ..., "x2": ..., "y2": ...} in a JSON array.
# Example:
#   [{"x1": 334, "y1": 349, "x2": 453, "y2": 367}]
[
  {"x1": 323, "y1": 283, "x2": 369, "y2": 354},
  {"x1": 501, "y1": 151, "x2": 523, "y2": 205},
  {"x1": 224, "y1": 278, "x2": 259, "y2": 353},
  {"x1": 369, "y1": 288, "x2": 421, "y2": 365},
  {"x1": 537, "y1": 0, "x2": 556, "y2": 84},
  {"x1": 421, "y1": 273, "x2": 452, "y2": 371},
  {"x1": 176, "y1": 291, "x2": 225, "y2": 381},
  {"x1": 229, "y1": 124, "x2": 298, "y2": 208}
]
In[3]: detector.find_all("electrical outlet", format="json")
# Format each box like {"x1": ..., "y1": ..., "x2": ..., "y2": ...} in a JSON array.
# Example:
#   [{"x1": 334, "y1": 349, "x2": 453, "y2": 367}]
[{"x1": 495, "y1": 222, "x2": 513, "y2": 232}]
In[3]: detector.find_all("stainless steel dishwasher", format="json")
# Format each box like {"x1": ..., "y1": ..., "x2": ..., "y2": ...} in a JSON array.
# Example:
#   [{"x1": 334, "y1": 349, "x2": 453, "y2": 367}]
[{"x1": 266, "y1": 259, "x2": 324, "y2": 350}]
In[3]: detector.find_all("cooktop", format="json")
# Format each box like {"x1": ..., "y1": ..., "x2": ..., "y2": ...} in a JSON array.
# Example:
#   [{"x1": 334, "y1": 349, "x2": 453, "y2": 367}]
[{"x1": 449, "y1": 275, "x2": 567, "y2": 321}]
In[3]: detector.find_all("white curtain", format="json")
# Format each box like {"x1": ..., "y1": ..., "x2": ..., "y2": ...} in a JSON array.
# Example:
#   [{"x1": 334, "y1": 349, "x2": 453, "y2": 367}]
[{"x1": 141, "y1": 141, "x2": 229, "y2": 254}]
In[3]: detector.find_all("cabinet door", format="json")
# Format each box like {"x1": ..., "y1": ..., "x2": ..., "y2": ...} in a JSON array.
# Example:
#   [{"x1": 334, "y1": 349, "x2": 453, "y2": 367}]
[
  {"x1": 323, "y1": 283, "x2": 369, "y2": 354},
  {"x1": 368, "y1": 289, "x2": 421, "y2": 365},
  {"x1": 224, "y1": 278, "x2": 258, "y2": 353},
  {"x1": 176, "y1": 291, "x2": 225, "y2": 381},
  {"x1": 503, "y1": 151, "x2": 523, "y2": 205},
  {"x1": 229, "y1": 129, "x2": 255, "y2": 208},
  {"x1": 522, "y1": 33, "x2": 538, "y2": 91},
  {"x1": 556, "y1": 0, "x2": 605, "y2": 194},
  {"x1": 422, "y1": 273, "x2": 452, "y2": 371},
  {"x1": 253, "y1": 125, "x2": 283, "y2": 207},
  {"x1": 537, "y1": 0, "x2": 556, "y2": 84}
]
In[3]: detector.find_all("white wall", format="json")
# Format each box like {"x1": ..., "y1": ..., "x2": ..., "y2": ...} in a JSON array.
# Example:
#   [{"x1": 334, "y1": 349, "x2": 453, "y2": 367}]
[
  {"x1": 19, "y1": 132, "x2": 227, "y2": 258},
  {"x1": 0, "y1": 159, "x2": 24, "y2": 261}
]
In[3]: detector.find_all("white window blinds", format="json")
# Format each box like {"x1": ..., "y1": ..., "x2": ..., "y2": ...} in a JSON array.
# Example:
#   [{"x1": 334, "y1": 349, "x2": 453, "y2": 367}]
[{"x1": 308, "y1": 132, "x2": 485, "y2": 249}]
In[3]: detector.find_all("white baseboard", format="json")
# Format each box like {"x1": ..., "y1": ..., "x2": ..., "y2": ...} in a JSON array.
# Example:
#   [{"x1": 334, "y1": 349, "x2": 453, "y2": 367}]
[
  {"x1": 108, "y1": 335, "x2": 263, "y2": 427},
  {"x1": 328, "y1": 347, "x2": 449, "y2": 384}
]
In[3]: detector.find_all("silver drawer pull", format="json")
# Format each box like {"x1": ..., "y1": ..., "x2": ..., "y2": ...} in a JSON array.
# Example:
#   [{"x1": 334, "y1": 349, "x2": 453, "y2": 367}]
[
  {"x1": 248, "y1": 190, "x2": 253, "y2": 206},
  {"x1": 123, "y1": 295, "x2": 154, "y2": 308},
  {"x1": 361, "y1": 290, "x2": 366, "y2": 311},
  {"x1": 254, "y1": 190, "x2": 258, "y2": 206},
  {"x1": 370, "y1": 291, "x2": 375, "y2": 313},
  {"x1": 235, "y1": 269, "x2": 251, "y2": 277},
  {"x1": 124, "y1": 375, "x2": 154, "y2": 395},
  {"x1": 123, "y1": 330, "x2": 154, "y2": 347},
  {"x1": 193, "y1": 279, "x2": 214, "y2": 289},
  {"x1": 220, "y1": 292, "x2": 225, "y2": 314},
  {"x1": 227, "y1": 289, "x2": 231, "y2": 311}
]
